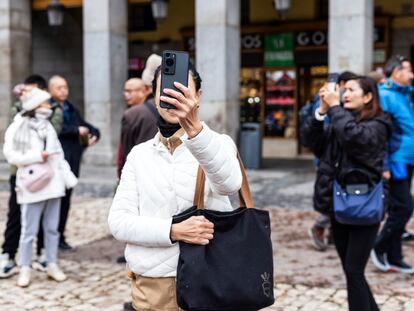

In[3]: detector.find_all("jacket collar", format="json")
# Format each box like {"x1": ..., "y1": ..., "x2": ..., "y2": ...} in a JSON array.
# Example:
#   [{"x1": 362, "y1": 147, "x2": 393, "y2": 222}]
[
  {"x1": 382, "y1": 79, "x2": 412, "y2": 95},
  {"x1": 151, "y1": 122, "x2": 207, "y2": 152}
]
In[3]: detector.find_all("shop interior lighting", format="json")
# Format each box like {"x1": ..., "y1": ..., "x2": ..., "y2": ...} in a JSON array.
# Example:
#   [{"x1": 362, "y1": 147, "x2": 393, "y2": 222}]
[
  {"x1": 273, "y1": 0, "x2": 291, "y2": 19},
  {"x1": 47, "y1": 0, "x2": 65, "y2": 26},
  {"x1": 151, "y1": 0, "x2": 169, "y2": 25}
]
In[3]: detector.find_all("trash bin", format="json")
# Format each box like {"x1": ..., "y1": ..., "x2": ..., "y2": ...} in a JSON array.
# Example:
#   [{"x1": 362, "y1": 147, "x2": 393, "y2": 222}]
[{"x1": 239, "y1": 122, "x2": 262, "y2": 169}]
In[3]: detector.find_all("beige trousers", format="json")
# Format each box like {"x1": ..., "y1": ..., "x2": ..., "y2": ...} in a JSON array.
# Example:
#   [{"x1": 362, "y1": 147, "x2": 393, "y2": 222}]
[{"x1": 131, "y1": 274, "x2": 183, "y2": 311}]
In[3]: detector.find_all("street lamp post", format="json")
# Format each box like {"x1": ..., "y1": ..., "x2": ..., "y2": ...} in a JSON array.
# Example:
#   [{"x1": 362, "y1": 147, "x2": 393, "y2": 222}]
[
  {"x1": 151, "y1": 0, "x2": 169, "y2": 25},
  {"x1": 273, "y1": 0, "x2": 291, "y2": 19},
  {"x1": 47, "y1": 0, "x2": 65, "y2": 26}
]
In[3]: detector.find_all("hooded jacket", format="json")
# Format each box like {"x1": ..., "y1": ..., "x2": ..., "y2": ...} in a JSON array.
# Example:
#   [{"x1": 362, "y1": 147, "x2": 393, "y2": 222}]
[
  {"x1": 301, "y1": 105, "x2": 392, "y2": 215},
  {"x1": 379, "y1": 79, "x2": 414, "y2": 165}
]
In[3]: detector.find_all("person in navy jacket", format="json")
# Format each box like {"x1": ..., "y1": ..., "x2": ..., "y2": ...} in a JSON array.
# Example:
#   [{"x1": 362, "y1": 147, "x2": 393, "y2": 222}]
[
  {"x1": 49, "y1": 75, "x2": 100, "y2": 251},
  {"x1": 371, "y1": 55, "x2": 414, "y2": 274}
]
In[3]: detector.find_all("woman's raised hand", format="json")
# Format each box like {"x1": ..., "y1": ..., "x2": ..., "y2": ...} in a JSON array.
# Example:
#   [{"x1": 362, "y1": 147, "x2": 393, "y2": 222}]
[
  {"x1": 160, "y1": 82, "x2": 203, "y2": 138},
  {"x1": 320, "y1": 83, "x2": 340, "y2": 109},
  {"x1": 170, "y1": 216, "x2": 214, "y2": 245}
]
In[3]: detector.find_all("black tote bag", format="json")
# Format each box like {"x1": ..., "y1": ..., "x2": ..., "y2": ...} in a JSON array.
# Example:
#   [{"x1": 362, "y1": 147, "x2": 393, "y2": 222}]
[{"x1": 172, "y1": 155, "x2": 275, "y2": 311}]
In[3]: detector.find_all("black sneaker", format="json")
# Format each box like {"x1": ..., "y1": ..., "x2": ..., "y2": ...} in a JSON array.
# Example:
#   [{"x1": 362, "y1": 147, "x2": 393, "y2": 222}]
[
  {"x1": 401, "y1": 231, "x2": 414, "y2": 243},
  {"x1": 388, "y1": 259, "x2": 414, "y2": 274},
  {"x1": 370, "y1": 248, "x2": 390, "y2": 272},
  {"x1": 0, "y1": 253, "x2": 18, "y2": 278},
  {"x1": 59, "y1": 240, "x2": 75, "y2": 252}
]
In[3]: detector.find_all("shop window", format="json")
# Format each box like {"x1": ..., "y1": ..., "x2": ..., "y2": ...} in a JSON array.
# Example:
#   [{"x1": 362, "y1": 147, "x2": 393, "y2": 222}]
[
  {"x1": 240, "y1": 68, "x2": 262, "y2": 123},
  {"x1": 264, "y1": 70, "x2": 296, "y2": 138}
]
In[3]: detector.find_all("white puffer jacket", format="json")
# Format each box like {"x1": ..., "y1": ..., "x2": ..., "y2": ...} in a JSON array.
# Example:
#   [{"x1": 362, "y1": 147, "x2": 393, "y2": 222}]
[
  {"x1": 108, "y1": 124, "x2": 242, "y2": 277},
  {"x1": 3, "y1": 114, "x2": 78, "y2": 204}
]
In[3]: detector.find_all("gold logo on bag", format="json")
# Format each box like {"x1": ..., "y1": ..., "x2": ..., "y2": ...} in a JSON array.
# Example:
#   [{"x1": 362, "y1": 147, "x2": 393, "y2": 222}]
[{"x1": 261, "y1": 272, "x2": 272, "y2": 297}]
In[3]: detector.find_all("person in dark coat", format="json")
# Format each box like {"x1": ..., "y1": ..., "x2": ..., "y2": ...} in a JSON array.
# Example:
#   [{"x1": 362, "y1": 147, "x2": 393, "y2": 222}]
[
  {"x1": 301, "y1": 76, "x2": 392, "y2": 311},
  {"x1": 117, "y1": 78, "x2": 158, "y2": 178},
  {"x1": 49, "y1": 75, "x2": 100, "y2": 251}
]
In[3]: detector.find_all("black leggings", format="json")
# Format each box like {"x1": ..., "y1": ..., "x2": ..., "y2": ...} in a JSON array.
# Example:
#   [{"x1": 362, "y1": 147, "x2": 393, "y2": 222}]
[{"x1": 331, "y1": 218, "x2": 379, "y2": 311}]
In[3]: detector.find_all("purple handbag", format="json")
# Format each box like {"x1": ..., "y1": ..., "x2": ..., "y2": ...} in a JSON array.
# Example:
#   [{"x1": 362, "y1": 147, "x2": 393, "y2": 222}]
[{"x1": 21, "y1": 162, "x2": 54, "y2": 192}]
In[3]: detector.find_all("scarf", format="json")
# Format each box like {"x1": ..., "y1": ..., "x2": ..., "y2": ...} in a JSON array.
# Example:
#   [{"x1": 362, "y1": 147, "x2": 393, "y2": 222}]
[
  {"x1": 157, "y1": 114, "x2": 182, "y2": 138},
  {"x1": 13, "y1": 108, "x2": 52, "y2": 153}
]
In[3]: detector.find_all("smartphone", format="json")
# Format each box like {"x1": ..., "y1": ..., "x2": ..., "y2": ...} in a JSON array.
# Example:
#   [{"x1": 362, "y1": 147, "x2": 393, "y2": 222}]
[
  {"x1": 160, "y1": 50, "x2": 190, "y2": 109},
  {"x1": 327, "y1": 72, "x2": 339, "y2": 91}
]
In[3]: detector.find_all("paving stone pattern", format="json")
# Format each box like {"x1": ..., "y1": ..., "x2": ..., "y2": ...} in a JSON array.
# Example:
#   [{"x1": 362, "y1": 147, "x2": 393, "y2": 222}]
[{"x1": 0, "y1": 164, "x2": 413, "y2": 310}]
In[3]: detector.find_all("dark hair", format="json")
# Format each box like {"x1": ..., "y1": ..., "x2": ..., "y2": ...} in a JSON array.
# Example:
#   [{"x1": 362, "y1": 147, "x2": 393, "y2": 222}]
[
  {"x1": 338, "y1": 71, "x2": 358, "y2": 84},
  {"x1": 24, "y1": 74, "x2": 47, "y2": 90},
  {"x1": 350, "y1": 76, "x2": 383, "y2": 121},
  {"x1": 152, "y1": 61, "x2": 202, "y2": 96},
  {"x1": 21, "y1": 110, "x2": 36, "y2": 118},
  {"x1": 384, "y1": 55, "x2": 409, "y2": 78}
]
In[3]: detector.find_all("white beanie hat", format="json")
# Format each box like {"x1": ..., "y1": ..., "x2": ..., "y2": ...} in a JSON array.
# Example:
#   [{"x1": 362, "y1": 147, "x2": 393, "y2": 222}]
[
  {"x1": 142, "y1": 54, "x2": 162, "y2": 86},
  {"x1": 22, "y1": 87, "x2": 51, "y2": 111}
]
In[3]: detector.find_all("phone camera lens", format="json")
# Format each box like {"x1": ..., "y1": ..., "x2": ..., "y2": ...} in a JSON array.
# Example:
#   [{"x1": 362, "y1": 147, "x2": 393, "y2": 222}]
[{"x1": 166, "y1": 58, "x2": 174, "y2": 67}]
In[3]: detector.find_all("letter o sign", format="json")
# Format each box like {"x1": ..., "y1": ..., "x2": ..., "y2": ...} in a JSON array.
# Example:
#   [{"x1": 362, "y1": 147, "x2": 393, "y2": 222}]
[
  {"x1": 312, "y1": 31, "x2": 325, "y2": 45},
  {"x1": 297, "y1": 32, "x2": 310, "y2": 46}
]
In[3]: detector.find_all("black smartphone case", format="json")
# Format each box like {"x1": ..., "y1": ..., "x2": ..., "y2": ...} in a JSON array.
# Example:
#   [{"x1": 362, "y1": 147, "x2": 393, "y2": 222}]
[{"x1": 160, "y1": 50, "x2": 189, "y2": 109}]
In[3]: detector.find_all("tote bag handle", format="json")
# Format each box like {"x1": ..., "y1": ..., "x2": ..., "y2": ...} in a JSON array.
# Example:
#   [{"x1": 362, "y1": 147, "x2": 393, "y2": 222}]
[{"x1": 193, "y1": 153, "x2": 254, "y2": 209}]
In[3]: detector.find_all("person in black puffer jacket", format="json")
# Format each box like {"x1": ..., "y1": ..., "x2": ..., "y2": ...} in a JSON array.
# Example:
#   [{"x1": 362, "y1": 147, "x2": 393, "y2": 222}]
[{"x1": 301, "y1": 76, "x2": 392, "y2": 311}]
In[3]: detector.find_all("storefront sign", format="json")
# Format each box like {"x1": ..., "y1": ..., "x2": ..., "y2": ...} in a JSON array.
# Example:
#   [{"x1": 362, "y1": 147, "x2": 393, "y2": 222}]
[
  {"x1": 184, "y1": 33, "x2": 263, "y2": 52},
  {"x1": 296, "y1": 30, "x2": 327, "y2": 47},
  {"x1": 295, "y1": 26, "x2": 386, "y2": 48},
  {"x1": 241, "y1": 34, "x2": 263, "y2": 49},
  {"x1": 264, "y1": 33, "x2": 294, "y2": 67}
]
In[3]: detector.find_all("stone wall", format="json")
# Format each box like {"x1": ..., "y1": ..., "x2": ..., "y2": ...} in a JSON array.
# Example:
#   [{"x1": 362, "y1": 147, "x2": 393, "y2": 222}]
[{"x1": 31, "y1": 8, "x2": 84, "y2": 113}]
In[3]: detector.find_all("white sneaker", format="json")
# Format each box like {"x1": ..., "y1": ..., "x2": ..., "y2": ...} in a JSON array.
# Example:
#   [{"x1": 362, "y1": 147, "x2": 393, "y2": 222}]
[
  {"x1": 47, "y1": 263, "x2": 67, "y2": 282},
  {"x1": 32, "y1": 249, "x2": 48, "y2": 272},
  {"x1": 0, "y1": 253, "x2": 18, "y2": 278},
  {"x1": 17, "y1": 266, "x2": 31, "y2": 287}
]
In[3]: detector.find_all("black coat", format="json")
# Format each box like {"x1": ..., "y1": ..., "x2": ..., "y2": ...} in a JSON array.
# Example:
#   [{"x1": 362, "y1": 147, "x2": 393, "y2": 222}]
[
  {"x1": 301, "y1": 106, "x2": 392, "y2": 215},
  {"x1": 57, "y1": 100, "x2": 100, "y2": 177}
]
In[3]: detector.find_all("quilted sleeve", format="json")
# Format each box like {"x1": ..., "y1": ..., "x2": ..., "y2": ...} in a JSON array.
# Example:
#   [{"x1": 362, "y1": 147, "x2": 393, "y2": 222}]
[
  {"x1": 183, "y1": 125, "x2": 242, "y2": 196},
  {"x1": 108, "y1": 150, "x2": 175, "y2": 247}
]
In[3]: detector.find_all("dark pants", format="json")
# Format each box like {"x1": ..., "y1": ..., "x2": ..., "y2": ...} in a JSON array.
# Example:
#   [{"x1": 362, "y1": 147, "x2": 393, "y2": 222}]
[
  {"x1": 58, "y1": 144, "x2": 82, "y2": 243},
  {"x1": 375, "y1": 165, "x2": 414, "y2": 262},
  {"x1": 58, "y1": 189, "x2": 73, "y2": 243},
  {"x1": 331, "y1": 218, "x2": 379, "y2": 311},
  {"x1": 2, "y1": 176, "x2": 43, "y2": 259}
]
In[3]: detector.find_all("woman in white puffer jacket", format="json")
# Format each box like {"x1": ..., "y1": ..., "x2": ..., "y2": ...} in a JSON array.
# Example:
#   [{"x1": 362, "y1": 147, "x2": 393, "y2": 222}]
[
  {"x1": 3, "y1": 88, "x2": 77, "y2": 287},
  {"x1": 108, "y1": 62, "x2": 242, "y2": 311}
]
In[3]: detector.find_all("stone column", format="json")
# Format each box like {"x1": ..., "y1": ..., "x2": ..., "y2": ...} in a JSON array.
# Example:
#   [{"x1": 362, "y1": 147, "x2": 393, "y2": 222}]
[
  {"x1": 0, "y1": 0, "x2": 31, "y2": 145},
  {"x1": 83, "y1": 0, "x2": 127, "y2": 165},
  {"x1": 329, "y1": 0, "x2": 373, "y2": 74},
  {"x1": 195, "y1": 0, "x2": 240, "y2": 141}
]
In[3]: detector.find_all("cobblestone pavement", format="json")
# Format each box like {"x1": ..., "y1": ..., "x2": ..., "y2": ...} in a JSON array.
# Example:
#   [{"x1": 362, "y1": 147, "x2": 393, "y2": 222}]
[{"x1": 0, "y1": 164, "x2": 414, "y2": 310}]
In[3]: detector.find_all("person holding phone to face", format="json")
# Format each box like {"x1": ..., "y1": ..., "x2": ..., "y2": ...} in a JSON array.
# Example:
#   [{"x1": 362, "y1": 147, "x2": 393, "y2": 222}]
[
  {"x1": 108, "y1": 56, "x2": 242, "y2": 311},
  {"x1": 301, "y1": 76, "x2": 392, "y2": 311}
]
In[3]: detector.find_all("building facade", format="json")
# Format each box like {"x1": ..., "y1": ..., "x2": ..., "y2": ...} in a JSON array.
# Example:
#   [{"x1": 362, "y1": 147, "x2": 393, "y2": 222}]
[{"x1": 1, "y1": 0, "x2": 414, "y2": 163}]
